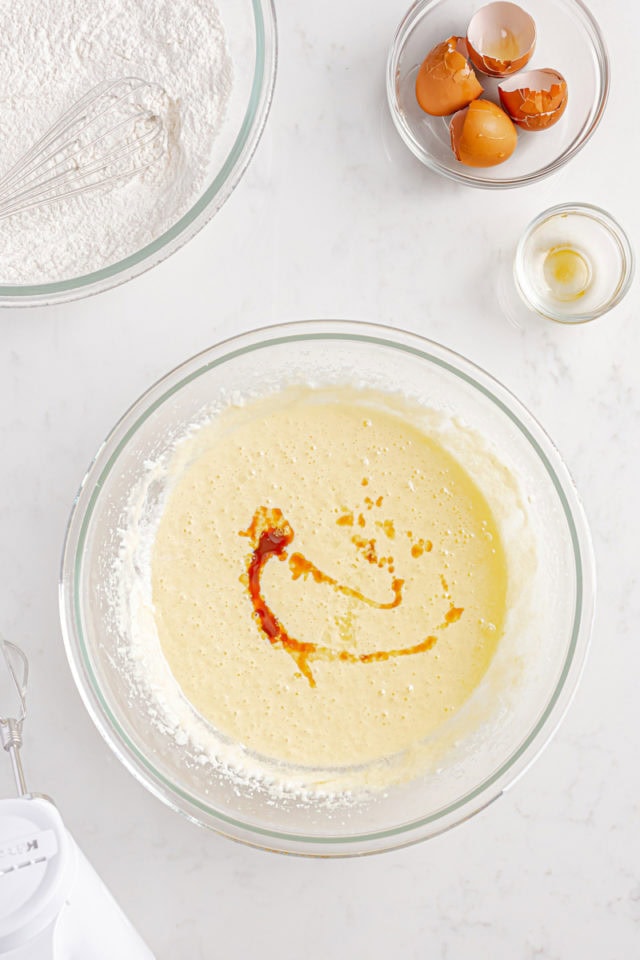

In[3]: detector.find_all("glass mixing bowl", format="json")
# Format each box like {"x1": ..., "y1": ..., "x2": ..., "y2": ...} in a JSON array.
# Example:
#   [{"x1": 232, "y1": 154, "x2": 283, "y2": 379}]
[
  {"x1": 0, "y1": 0, "x2": 276, "y2": 306},
  {"x1": 60, "y1": 320, "x2": 595, "y2": 856},
  {"x1": 387, "y1": 0, "x2": 609, "y2": 188}
]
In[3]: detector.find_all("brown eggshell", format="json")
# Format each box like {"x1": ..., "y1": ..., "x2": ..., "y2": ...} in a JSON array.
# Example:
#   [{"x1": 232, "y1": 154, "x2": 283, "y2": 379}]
[
  {"x1": 415, "y1": 36, "x2": 484, "y2": 116},
  {"x1": 450, "y1": 99, "x2": 517, "y2": 167},
  {"x1": 498, "y1": 68, "x2": 568, "y2": 130},
  {"x1": 466, "y1": 2, "x2": 536, "y2": 78}
]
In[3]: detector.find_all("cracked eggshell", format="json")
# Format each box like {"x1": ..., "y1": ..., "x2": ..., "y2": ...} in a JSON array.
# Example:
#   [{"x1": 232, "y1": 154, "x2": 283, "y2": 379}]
[
  {"x1": 415, "y1": 36, "x2": 484, "y2": 116},
  {"x1": 466, "y1": 2, "x2": 536, "y2": 78},
  {"x1": 450, "y1": 99, "x2": 517, "y2": 167},
  {"x1": 499, "y1": 69, "x2": 568, "y2": 130}
]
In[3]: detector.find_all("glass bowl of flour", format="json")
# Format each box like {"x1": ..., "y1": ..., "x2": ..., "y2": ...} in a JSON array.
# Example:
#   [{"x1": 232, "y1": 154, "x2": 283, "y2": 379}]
[
  {"x1": 60, "y1": 320, "x2": 595, "y2": 856},
  {"x1": 0, "y1": 0, "x2": 276, "y2": 305}
]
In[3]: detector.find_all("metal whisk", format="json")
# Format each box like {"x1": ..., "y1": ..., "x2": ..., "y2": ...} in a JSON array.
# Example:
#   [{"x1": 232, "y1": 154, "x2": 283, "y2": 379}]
[
  {"x1": 0, "y1": 77, "x2": 167, "y2": 221},
  {"x1": 0, "y1": 635, "x2": 29, "y2": 796}
]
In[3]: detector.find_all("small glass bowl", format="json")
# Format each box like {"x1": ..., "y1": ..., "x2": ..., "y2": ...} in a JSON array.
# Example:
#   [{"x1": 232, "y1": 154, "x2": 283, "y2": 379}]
[
  {"x1": 387, "y1": 0, "x2": 609, "y2": 189},
  {"x1": 514, "y1": 203, "x2": 635, "y2": 323}
]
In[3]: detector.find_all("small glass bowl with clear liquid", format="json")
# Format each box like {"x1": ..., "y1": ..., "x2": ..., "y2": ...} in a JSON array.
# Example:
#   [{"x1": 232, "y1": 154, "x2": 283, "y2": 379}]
[{"x1": 514, "y1": 203, "x2": 634, "y2": 323}]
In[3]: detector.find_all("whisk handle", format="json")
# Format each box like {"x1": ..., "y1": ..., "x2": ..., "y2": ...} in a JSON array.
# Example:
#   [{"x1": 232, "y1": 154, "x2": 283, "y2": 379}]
[{"x1": 1, "y1": 719, "x2": 28, "y2": 796}]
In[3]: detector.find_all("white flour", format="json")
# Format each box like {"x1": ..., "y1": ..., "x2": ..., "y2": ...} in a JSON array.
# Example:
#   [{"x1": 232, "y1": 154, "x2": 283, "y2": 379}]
[{"x1": 0, "y1": 0, "x2": 232, "y2": 284}]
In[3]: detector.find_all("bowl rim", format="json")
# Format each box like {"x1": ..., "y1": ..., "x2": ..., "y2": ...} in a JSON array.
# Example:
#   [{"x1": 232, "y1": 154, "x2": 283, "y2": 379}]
[
  {"x1": 0, "y1": 0, "x2": 278, "y2": 306},
  {"x1": 386, "y1": 0, "x2": 610, "y2": 189},
  {"x1": 59, "y1": 319, "x2": 596, "y2": 856}
]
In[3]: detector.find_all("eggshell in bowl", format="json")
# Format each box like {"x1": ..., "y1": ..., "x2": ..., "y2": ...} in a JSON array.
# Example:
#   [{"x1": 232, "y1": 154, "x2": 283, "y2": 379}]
[
  {"x1": 450, "y1": 99, "x2": 518, "y2": 166},
  {"x1": 466, "y1": 2, "x2": 536, "y2": 77},
  {"x1": 416, "y1": 36, "x2": 484, "y2": 116},
  {"x1": 499, "y1": 68, "x2": 568, "y2": 129}
]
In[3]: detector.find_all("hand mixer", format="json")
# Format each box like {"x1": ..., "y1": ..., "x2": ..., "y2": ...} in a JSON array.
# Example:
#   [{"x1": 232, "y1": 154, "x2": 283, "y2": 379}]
[
  {"x1": 0, "y1": 636, "x2": 155, "y2": 959},
  {"x1": 0, "y1": 77, "x2": 167, "y2": 221}
]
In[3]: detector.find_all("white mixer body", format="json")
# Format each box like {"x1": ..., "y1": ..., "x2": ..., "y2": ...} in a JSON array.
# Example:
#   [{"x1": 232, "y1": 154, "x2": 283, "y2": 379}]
[{"x1": 0, "y1": 797, "x2": 154, "y2": 959}]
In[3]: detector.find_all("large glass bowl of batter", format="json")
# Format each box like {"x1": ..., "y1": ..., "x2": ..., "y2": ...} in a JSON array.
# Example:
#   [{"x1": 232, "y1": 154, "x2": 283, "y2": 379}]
[
  {"x1": 0, "y1": 0, "x2": 276, "y2": 306},
  {"x1": 60, "y1": 320, "x2": 595, "y2": 855}
]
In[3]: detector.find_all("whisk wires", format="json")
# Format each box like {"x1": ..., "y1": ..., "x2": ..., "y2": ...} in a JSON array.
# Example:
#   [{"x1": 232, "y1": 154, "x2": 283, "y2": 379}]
[{"x1": 0, "y1": 77, "x2": 166, "y2": 221}]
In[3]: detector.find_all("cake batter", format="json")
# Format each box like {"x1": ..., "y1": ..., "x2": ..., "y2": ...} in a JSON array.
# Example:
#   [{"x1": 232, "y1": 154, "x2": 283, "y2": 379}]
[{"x1": 151, "y1": 387, "x2": 507, "y2": 769}]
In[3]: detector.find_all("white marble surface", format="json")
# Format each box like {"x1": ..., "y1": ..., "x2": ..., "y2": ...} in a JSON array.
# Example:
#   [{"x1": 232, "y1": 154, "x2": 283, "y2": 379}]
[{"x1": 1, "y1": 0, "x2": 639, "y2": 956}]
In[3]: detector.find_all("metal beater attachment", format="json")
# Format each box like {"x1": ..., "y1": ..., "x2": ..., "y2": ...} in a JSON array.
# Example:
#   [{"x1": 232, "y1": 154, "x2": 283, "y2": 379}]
[
  {"x1": 0, "y1": 77, "x2": 167, "y2": 221},
  {"x1": 0, "y1": 636, "x2": 29, "y2": 796}
]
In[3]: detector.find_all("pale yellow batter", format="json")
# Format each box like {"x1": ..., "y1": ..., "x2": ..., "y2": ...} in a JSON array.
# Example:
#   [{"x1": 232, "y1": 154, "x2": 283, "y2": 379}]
[{"x1": 151, "y1": 387, "x2": 507, "y2": 769}]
